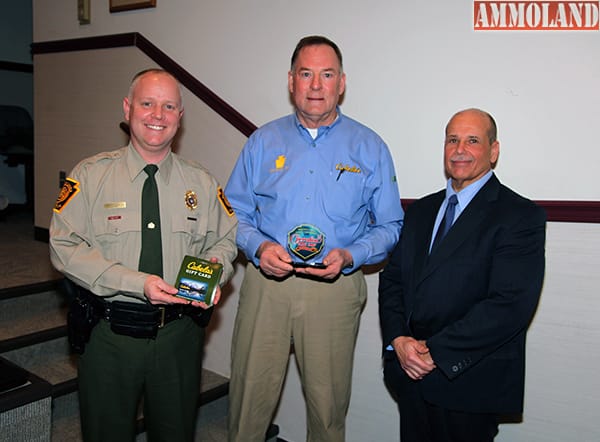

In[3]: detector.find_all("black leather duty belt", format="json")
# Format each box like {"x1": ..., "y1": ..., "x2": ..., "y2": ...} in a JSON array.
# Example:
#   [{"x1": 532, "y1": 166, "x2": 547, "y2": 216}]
[
  {"x1": 64, "y1": 280, "x2": 212, "y2": 344},
  {"x1": 86, "y1": 294, "x2": 191, "y2": 339},
  {"x1": 88, "y1": 295, "x2": 185, "y2": 328}
]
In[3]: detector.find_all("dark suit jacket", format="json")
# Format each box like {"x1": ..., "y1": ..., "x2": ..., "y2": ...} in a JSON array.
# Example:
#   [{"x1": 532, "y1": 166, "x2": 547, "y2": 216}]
[{"x1": 379, "y1": 174, "x2": 546, "y2": 414}]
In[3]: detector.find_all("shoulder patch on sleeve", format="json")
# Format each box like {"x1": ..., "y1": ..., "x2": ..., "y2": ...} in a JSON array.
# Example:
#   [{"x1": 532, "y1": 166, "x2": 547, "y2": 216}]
[
  {"x1": 53, "y1": 178, "x2": 80, "y2": 213},
  {"x1": 217, "y1": 186, "x2": 235, "y2": 217}
]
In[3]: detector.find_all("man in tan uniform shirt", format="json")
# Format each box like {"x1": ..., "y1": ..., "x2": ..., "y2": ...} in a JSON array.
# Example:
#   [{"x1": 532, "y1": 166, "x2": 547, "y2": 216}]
[{"x1": 49, "y1": 69, "x2": 237, "y2": 442}]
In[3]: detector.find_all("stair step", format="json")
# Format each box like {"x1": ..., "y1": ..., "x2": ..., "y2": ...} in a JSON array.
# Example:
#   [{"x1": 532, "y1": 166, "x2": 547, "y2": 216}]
[
  {"x1": 1, "y1": 336, "x2": 77, "y2": 398},
  {"x1": 51, "y1": 391, "x2": 81, "y2": 441},
  {"x1": 2, "y1": 211, "x2": 268, "y2": 441},
  {"x1": 0, "y1": 280, "x2": 63, "y2": 301},
  {"x1": 134, "y1": 369, "x2": 230, "y2": 433},
  {"x1": 49, "y1": 370, "x2": 231, "y2": 442},
  {"x1": 0, "y1": 279, "x2": 281, "y2": 441},
  {"x1": 0, "y1": 357, "x2": 53, "y2": 442},
  {"x1": 0, "y1": 326, "x2": 68, "y2": 354},
  {"x1": 135, "y1": 396, "x2": 280, "y2": 442},
  {"x1": 1, "y1": 326, "x2": 232, "y2": 439},
  {"x1": 0, "y1": 288, "x2": 68, "y2": 352}
]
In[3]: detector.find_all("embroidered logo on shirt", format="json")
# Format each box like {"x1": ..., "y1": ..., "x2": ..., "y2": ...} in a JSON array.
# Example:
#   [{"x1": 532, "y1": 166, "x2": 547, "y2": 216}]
[
  {"x1": 270, "y1": 155, "x2": 288, "y2": 173},
  {"x1": 53, "y1": 178, "x2": 80, "y2": 213},
  {"x1": 276, "y1": 155, "x2": 286, "y2": 169},
  {"x1": 218, "y1": 186, "x2": 235, "y2": 217},
  {"x1": 335, "y1": 163, "x2": 361, "y2": 181}
]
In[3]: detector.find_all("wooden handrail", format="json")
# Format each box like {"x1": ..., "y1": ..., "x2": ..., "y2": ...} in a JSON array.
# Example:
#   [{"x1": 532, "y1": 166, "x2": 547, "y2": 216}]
[
  {"x1": 0, "y1": 60, "x2": 33, "y2": 73},
  {"x1": 31, "y1": 32, "x2": 256, "y2": 137}
]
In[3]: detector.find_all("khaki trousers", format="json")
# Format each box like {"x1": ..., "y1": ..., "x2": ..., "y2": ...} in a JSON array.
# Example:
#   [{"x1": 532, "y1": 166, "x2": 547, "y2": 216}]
[
  {"x1": 78, "y1": 316, "x2": 204, "y2": 442},
  {"x1": 228, "y1": 265, "x2": 367, "y2": 442}
]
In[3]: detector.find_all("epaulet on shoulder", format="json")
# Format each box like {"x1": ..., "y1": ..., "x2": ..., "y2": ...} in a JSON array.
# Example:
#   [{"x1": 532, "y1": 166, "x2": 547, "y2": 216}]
[
  {"x1": 179, "y1": 156, "x2": 212, "y2": 175},
  {"x1": 179, "y1": 156, "x2": 202, "y2": 169},
  {"x1": 77, "y1": 147, "x2": 126, "y2": 169}
]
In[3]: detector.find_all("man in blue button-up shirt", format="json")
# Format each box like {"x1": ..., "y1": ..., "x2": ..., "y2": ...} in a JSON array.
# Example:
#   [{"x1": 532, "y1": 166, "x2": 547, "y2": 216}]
[{"x1": 225, "y1": 35, "x2": 403, "y2": 442}]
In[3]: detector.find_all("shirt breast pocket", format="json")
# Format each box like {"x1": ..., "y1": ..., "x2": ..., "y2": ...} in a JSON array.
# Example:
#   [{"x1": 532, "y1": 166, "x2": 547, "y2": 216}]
[
  {"x1": 93, "y1": 209, "x2": 139, "y2": 246},
  {"x1": 326, "y1": 173, "x2": 367, "y2": 219},
  {"x1": 171, "y1": 212, "x2": 208, "y2": 248}
]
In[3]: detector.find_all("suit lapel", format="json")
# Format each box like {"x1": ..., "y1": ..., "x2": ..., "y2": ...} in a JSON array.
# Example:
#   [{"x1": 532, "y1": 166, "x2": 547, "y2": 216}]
[
  {"x1": 412, "y1": 191, "x2": 444, "y2": 279},
  {"x1": 418, "y1": 175, "x2": 501, "y2": 284}
]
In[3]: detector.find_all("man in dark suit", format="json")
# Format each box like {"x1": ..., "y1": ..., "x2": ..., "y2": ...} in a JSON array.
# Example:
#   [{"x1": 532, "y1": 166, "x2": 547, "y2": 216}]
[{"x1": 379, "y1": 108, "x2": 546, "y2": 441}]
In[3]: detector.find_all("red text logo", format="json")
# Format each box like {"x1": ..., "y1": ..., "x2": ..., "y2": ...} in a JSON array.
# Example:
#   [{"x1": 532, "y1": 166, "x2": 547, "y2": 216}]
[{"x1": 474, "y1": 1, "x2": 600, "y2": 30}]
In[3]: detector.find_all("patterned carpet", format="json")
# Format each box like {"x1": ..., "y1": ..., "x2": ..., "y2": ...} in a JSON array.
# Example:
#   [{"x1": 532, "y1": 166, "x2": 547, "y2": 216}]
[{"x1": 0, "y1": 208, "x2": 61, "y2": 291}]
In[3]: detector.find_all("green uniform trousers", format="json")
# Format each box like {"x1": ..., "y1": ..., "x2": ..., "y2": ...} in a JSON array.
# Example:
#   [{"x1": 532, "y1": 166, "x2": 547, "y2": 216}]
[
  {"x1": 78, "y1": 316, "x2": 204, "y2": 442},
  {"x1": 228, "y1": 265, "x2": 367, "y2": 442}
]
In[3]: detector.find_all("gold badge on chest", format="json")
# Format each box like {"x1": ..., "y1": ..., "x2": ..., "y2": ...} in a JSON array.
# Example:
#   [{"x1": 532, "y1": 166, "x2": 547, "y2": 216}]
[{"x1": 185, "y1": 190, "x2": 198, "y2": 211}]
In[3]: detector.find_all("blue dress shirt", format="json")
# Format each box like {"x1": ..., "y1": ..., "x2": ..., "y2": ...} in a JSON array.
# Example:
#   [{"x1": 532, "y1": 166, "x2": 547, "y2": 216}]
[{"x1": 225, "y1": 109, "x2": 404, "y2": 273}]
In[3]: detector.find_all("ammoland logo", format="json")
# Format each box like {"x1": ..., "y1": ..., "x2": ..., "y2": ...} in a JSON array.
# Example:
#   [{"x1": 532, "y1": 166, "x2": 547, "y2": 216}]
[{"x1": 474, "y1": 1, "x2": 600, "y2": 30}]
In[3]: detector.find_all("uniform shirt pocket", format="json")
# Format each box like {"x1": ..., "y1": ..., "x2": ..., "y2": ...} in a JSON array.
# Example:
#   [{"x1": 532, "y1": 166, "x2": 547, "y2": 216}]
[
  {"x1": 171, "y1": 212, "x2": 208, "y2": 249},
  {"x1": 93, "y1": 209, "x2": 139, "y2": 244},
  {"x1": 92, "y1": 209, "x2": 140, "y2": 264}
]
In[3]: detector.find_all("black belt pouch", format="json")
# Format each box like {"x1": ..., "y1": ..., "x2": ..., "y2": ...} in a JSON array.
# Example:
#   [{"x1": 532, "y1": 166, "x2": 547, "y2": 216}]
[{"x1": 109, "y1": 301, "x2": 159, "y2": 339}]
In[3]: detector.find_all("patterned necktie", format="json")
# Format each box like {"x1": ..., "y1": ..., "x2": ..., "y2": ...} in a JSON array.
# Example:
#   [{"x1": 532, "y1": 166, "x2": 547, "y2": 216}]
[
  {"x1": 431, "y1": 194, "x2": 458, "y2": 253},
  {"x1": 138, "y1": 164, "x2": 163, "y2": 277}
]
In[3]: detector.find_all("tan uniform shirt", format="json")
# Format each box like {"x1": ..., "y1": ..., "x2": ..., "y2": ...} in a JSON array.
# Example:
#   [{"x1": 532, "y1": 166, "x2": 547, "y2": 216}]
[{"x1": 50, "y1": 144, "x2": 238, "y2": 303}]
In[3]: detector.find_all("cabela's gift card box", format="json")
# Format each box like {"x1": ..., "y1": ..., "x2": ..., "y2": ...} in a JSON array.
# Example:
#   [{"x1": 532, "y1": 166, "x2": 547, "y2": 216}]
[{"x1": 175, "y1": 256, "x2": 222, "y2": 306}]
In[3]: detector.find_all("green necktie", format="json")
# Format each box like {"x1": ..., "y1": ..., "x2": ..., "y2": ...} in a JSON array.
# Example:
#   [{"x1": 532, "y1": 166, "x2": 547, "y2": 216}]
[{"x1": 139, "y1": 164, "x2": 163, "y2": 277}]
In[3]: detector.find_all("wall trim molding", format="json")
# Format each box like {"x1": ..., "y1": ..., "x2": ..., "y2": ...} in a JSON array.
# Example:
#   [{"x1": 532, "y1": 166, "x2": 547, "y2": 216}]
[
  {"x1": 31, "y1": 33, "x2": 600, "y2": 224},
  {"x1": 400, "y1": 199, "x2": 600, "y2": 223},
  {"x1": 532, "y1": 200, "x2": 600, "y2": 223}
]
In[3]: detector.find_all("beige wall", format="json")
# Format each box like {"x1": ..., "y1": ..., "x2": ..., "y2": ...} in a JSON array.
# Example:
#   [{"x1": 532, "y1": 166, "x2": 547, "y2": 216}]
[
  {"x1": 33, "y1": 1, "x2": 600, "y2": 441},
  {"x1": 34, "y1": 48, "x2": 246, "y2": 228},
  {"x1": 34, "y1": 48, "x2": 136, "y2": 224},
  {"x1": 33, "y1": 0, "x2": 600, "y2": 201}
]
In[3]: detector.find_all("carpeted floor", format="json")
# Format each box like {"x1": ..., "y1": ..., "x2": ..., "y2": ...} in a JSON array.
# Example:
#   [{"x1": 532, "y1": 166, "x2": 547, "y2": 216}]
[{"x1": 0, "y1": 207, "x2": 61, "y2": 291}]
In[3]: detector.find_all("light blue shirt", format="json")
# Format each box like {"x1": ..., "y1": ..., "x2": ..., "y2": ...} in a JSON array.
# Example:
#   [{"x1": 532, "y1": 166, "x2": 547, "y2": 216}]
[
  {"x1": 429, "y1": 170, "x2": 494, "y2": 252},
  {"x1": 225, "y1": 109, "x2": 404, "y2": 273},
  {"x1": 387, "y1": 170, "x2": 494, "y2": 350}
]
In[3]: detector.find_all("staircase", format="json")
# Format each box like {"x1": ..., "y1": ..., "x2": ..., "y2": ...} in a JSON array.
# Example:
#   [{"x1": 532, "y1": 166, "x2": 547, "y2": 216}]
[{"x1": 0, "y1": 209, "x2": 279, "y2": 441}]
